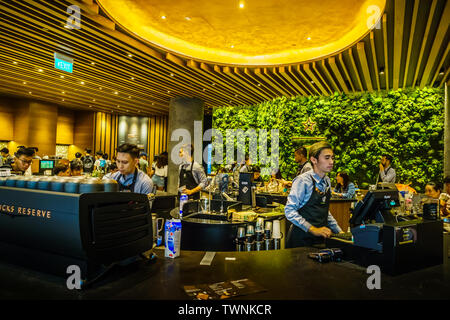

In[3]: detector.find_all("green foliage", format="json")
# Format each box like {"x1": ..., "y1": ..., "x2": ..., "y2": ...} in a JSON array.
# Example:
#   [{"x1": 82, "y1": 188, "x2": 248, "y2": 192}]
[{"x1": 212, "y1": 87, "x2": 445, "y2": 192}]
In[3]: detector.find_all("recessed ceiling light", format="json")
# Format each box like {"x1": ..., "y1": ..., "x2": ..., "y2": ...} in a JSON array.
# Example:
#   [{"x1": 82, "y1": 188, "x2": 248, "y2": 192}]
[
  {"x1": 211, "y1": 83, "x2": 215, "y2": 86},
  {"x1": 99, "y1": 87, "x2": 103, "y2": 90},
  {"x1": 239, "y1": 2, "x2": 244, "y2": 8},
  {"x1": 117, "y1": 105, "x2": 120, "y2": 108},
  {"x1": 439, "y1": 71, "x2": 444, "y2": 75},
  {"x1": 185, "y1": 16, "x2": 191, "y2": 21},
  {"x1": 202, "y1": 88, "x2": 206, "y2": 92},
  {"x1": 152, "y1": 102, "x2": 155, "y2": 105},
  {"x1": 28, "y1": 91, "x2": 32, "y2": 94},
  {"x1": 230, "y1": 45, "x2": 235, "y2": 48},
  {"x1": 22, "y1": 81, "x2": 27, "y2": 85},
  {"x1": 234, "y1": 94, "x2": 238, "y2": 97},
  {"x1": 62, "y1": 91, "x2": 65, "y2": 94},
  {"x1": 38, "y1": 69, "x2": 43, "y2": 72},
  {"x1": 257, "y1": 83, "x2": 261, "y2": 87},
  {"x1": 307, "y1": 37, "x2": 311, "y2": 40},
  {"x1": 91, "y1": 62, "x2": 95, "y2": 65},
  {"x1": 128, "y1": 96, "x2": 131, "y2": 99},
  {"x1": 127, "y1": 54, "x2": 133, "y2": 58},
  {"x1": 170, "y1": 73, "x2": 174, "y2": 77},
  {"x1": 114, "y1": 91, "x2": 118, "y2": 95},
  {"x1": 130, "y1": 76, "x2": 135, "y2": 80},
  {"x1": 167, "y1": 90, "x2": 170, "y2": 93},
  {"x1": 80, "y1": 81, "x2": 85, "y2": 85},
  {"x1": 89, "y1": 105, "x2": 92, "y2": 108},
  {"x1": 310, "y1": 80, "x2": 315, "y2": 84},
  {"x1": 13, "y1": 61, "x2": 18, "y2": 65},
  {"x1": 60, "y1": 75, "x2": 64, "y2": 78},
  {"x1": 62, "y1": 99, "x2": 65, "y2": 101},
  {"x1": 161, "y1": 15, "x2": 166, "y2": 20},
  {"x1": 92, "y1": 99, "x2": 96, "y2": 101}
]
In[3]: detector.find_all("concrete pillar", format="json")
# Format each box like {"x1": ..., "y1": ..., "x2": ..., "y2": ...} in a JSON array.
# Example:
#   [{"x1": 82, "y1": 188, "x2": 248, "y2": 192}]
[
  {"x1": 444, "y1": 82, "x2": 450, "y2": 178},
  {"x1": 167, "y1": 97, "x2": 204, "y2": 194}
]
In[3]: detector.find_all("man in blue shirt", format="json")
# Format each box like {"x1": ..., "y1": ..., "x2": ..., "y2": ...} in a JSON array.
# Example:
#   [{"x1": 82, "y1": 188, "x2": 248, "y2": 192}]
[
  {"x1": 106, "y1": 143, "x2": 154, "y2": 195},
  {"x1": 285, "y1": 141, "x2": 343, "y2": 247}
]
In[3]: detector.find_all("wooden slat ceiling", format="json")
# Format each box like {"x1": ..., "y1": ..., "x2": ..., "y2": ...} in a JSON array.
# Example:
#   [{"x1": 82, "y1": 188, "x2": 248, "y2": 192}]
[{"x1": 0, "y1": 0, "x2": 448, "y2": 117}]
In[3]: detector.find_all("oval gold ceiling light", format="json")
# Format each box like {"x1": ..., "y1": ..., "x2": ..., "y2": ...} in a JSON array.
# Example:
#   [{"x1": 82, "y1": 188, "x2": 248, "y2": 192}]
[{"x1": 97, "y1": 0, "x2": 386, "y2": 66}]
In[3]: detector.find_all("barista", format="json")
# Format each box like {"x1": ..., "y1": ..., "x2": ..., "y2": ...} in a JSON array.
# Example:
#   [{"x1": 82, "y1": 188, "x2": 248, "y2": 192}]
[
  {"x1": 106, "y1": 143, "x2": 153, "y2": 194},
  {"x1": 285, "y1": 141, "x2": 343, "y2": 248},
  {"x1": 178, "y1": 144, "x2": 208, "y2": 200}
]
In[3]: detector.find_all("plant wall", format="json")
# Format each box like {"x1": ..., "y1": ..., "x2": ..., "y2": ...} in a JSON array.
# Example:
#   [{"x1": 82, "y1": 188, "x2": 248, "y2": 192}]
[{"x1": 212, "y1": 87, "x2": 445, "y2": 191}]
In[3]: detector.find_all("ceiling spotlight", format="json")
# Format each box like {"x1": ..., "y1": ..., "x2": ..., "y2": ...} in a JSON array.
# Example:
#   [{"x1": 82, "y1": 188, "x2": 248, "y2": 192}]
[
  {"x1": 117, "y1": 105, "x2": 120, "y2": 108},
  {"x1": 28, "y1": 91, "x2": 32, "y2": 94},
  {"x1": 92, "y1": 99, "x2": 96, "y2": 101},
  {"x1": 127, "y1": 54, "x2": 133, "y2": 58},
  {"x1": 307, "y1": 37, "x2": 311, "y2": 41},
  {"x1": 185, "y1": 16, "x2": 191, "y2": 21},
  {"x1": 99, "y1": 87, "x2": 103, "y2": 90},
  {"x1": 257, "y1": 83, "x2": 261, "y2": 87},
  {"x1": 239, "y1": 2, "x2": 244, "y2": 8},
  {"x1": 60, "y1": 75, "x2": 64, "y2": 78},
  {"x1": 234, "y1": 94, "x2": 238, "y2": 97},
  {"x1": 130, "y1": 76, "x2": 134, "y2": 80},
  {"x1": 38, "y1": 69, "x2": 43, "y2": 72},
  {"x1": 211, "y1": 83, "x2": 215, "y2": 86},
  {"x1": 13, "y1": 61, "x2": 18, "y2": 64},
  {"x1": 22, "y1": 81, "x2": 27, "y2": 85},
  {"x1": 167, "y1": 90, "x2": 170, "y2": 93},
  {"x1": 379, "y1": 67, "x2": 385, "y2": 75},
  {"x1": 91, "y1": 62, "x2": 95, "y2": 65},
  {"x1": 114, "y1": 91, "x2": 118, "y2": 95},
  {"x1": 128, "y1": 96, "x2": 132, "y2": 99},
  {"x1": 230, "y1": 45, "x2": 235, "y2": 48},
  {"x1": 80, "y1": 81, "x2": 85, "y2": 85},
  {"x1": 170, "y1": 73, "x2": 174, "y2": 77},
  {"x1": 152, "y1": 102, "x2": 155, "y2": 105},
  {"x1": 62, "y1": 99, "x2": 65, "y2": 101},
  {"x1": 89, "y1": 105, "x2": 92, "y2": 108},
  {"x1": 62, "y1": 91, "x2": 65, "y2": 94},
  {"x1": 202, "y1": 88, "x2": 206, "y2": 92},
  {"x1": 161, "y1": 15, "x2": 166, "y2": 20}
]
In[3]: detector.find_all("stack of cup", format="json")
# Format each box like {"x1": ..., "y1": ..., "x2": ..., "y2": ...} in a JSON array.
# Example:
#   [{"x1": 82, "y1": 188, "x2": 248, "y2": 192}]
[
  {"x1": 245, "y1": 225, "x2": 255, "y2": 251},
  {"x1": 255, "y1": 217, "x2": 264, "y2": 251},
  {"x1": 235, "y1": 227, "x2": 246, "y2": 251},
  {"x1": 264, "y1": 221, "x2": 273, "y2": 250},
  {"x1": 272, "y1": 220, "x2": 282, "y2": 250}
]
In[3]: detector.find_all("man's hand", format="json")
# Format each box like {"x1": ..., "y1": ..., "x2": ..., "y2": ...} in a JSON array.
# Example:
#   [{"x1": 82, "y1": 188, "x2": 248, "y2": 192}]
[
  {"x1": 309, "y1": 226, "x2": 332, "y2": 238},
  {"x1": 182, "y1": 188, "x2": 192, "y2": 195}
]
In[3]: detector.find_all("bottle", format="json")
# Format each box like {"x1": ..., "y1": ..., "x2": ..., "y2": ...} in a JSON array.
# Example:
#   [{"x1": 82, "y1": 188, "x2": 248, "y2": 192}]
[
  {"x1": 179, "y1": 193, "x2": 188, "y2": 218},
  {"x1": 165, "y1": 219, "x2": 182, "y2": 258}
]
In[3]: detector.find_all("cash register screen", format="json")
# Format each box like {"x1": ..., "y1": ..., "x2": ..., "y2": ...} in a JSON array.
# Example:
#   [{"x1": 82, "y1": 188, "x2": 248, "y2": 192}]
[
  {"x1": 350, "y1": 190, "x2": 399, "y2": 226},
  {"x1": 40, "y1": 160, "x2": 54, "y2": 169}
]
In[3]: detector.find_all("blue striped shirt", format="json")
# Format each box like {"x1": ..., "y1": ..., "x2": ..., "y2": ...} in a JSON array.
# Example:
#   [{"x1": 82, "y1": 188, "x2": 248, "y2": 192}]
[{"x1": 284, "y1": 170, "x2": 342, "y2": 233}]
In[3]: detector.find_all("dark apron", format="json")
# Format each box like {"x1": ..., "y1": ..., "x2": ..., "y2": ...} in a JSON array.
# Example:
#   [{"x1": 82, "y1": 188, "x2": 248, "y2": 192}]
[
  {"x1": 117, "y1": 169, "x2": 138, "y2": 193},
  {"x1": 286, "y1": 179, "x2": 331, "y2": 248},
  {"x1": 179, "y1": 161, "x2": 200, "y2": 200}
]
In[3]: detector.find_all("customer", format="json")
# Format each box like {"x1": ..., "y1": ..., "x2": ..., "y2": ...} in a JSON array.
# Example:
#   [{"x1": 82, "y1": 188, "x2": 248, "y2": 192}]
[
  {"x1": 72, "y1": 152, "x2": 83, "y2": 167},
  {"x1": 294, "y1": 146, "x2": 313, "y2": 176},
  {"x1": 70, "y1": 160, "x2": 83, "y2": 176},
  {"x1": 105, "y1": 143, "x2": 153, "y2": 194},
  {"x1": 332, "y1": 171, "x2": 356, "y2": 199},
  {"x1": 285, "y1": 141, "x2": 343, "y2": 248},
  {"x1": 239, "y1": 155, "x2": 252, "y2": 173},
  {"x1": 103, "y1": 162, "x2": 118, "y2": 179},
  {"x1": 139, "y1": 152, "x2": 149, "y2": 175},
  {"x1": 54, "y1": 161, "x2": 71, "y2": 177},
  {"x1": 81, "y1": 148, "x2": 95, "y2": 174},
  {"x1": 424, "y1": 182, "x2": 441, "y2": 199},
  {"x1": 1, "y1": 146, "x2": 35, "y2": 175},
  {"x1": 152, "y1": 152, "x2": 168, "y2": 191},
  {"x1": 0, "y1": 148, "x2": 13, "y2": 167},
  {"x1": 178, "y1": 144, "x2": 208, "y2": 200},
  {"x1": 440, "y1": 176, "x2": 450, "y2": 218},
  {"x1": 377, "y1": 154, "x2": 396, "y2": 183},
  {"x1": 95, "y1": 153, "x2": 110, "y2": 172}
]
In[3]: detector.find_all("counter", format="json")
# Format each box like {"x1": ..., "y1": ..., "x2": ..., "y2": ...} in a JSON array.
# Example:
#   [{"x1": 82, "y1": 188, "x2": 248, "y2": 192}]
[{"x1": 1, "y1": 246, "x2": 449, "y2": 299}]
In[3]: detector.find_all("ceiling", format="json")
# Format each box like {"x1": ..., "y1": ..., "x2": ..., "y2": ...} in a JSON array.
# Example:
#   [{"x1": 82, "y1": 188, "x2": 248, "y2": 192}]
[
  {"x1": 97, "y1": 0, "x2": 385, "y2": 65},
  {"x1": 0, "y1": 0, "x2": 448, "y2": 117}
]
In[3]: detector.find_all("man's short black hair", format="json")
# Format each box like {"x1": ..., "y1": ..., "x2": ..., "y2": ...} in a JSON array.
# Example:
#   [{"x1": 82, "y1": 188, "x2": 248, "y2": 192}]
[
  {"x1": 426, "y1": 181, "x2": 442, "y2": 192},
  {"x1": 117, "y1": 143, "x2": 140, "y2": 158},
  {"x1": 70, "y1": 160, "x2": 83, "y2": 171},
  {"x1": 295, "y1": 146, "x2": 307, "y2": 158},
  {"x1": 15, "y1": 146, "x2": 36, "y2": 158},
  {"x1": 382, "y1": 154, "x2": 393, "y2": 162},
  {"x1": 96, "y1": 150, "x2": 103, "y2": 156},
  {"x1": 0, "y1": 148, "x2": 9, "y2": 154},
  {"x1": 102, "y1": 153, "x2": 108, "y2": 160},
  {"x1": 85, "y1": 148, "x2": 92, "y2": 154},
  {"x1": 75, "y1": 152, "x2": 82, "y2": 158}
]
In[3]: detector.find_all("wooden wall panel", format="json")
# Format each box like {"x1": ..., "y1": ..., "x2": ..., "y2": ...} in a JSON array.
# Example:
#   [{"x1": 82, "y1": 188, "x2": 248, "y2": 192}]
[
  {"x1": 72, "y1": 111, "x2": 94, "y2": 160},
  {"x1": 147, "y1": 115, "x2": 169, "y2": 164},
  {"x1": 56, "y1": 108, "x2": 75, "y2": 145},
  {"x1": 93, "y1": 112, "x2": 118, "y2": 160},
  {"x1": 0, "y1": 97, "x2": 14, "y2": 141},
  {"x1": 28, "y1": 101, "x2": 57, "y2": 157}
]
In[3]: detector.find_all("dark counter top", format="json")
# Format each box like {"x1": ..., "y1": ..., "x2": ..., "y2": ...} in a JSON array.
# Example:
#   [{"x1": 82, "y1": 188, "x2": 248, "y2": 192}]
[{"x1": 1, "y1": 246, "x2": 449, "y2": 299}]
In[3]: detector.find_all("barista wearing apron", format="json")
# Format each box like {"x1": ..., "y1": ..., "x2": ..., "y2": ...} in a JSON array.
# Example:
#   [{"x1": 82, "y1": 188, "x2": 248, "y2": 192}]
[
  {"x1": 285, "y1": 141, "x2": 343, "y2": 248},
  {"x1": 107, "y1": 143, "x2": 154, "y2": 195},
  {"x1": 178, "y1": 144, "x2": 208, "y2": 200}
]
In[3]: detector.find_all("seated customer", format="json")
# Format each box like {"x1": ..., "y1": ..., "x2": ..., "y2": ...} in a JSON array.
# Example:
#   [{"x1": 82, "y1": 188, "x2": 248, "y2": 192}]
[
  {"x1": 54, "y1": 161, "x2": 71, "y2": 177},
  {"x1": 424, "y1": 182, "x2": 441, "y2": 199},
  {"x1": 440, "y1": 176, "x2": 450, "y2": 218},
  {"x1": 332, "y1": 171, "x2": 355, "y2": 199},
  {"x1": 252, "y1": 165, "x2": 263, "y2": 187}
]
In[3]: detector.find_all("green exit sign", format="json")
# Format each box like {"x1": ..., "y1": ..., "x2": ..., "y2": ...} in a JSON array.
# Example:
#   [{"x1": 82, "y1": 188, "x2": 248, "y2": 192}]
[{"x1": 54, "y1": 52, "x2": 73, "y2": 73}]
